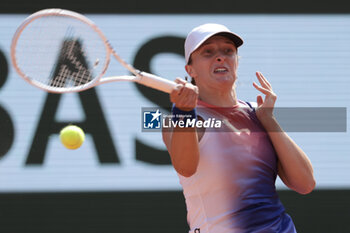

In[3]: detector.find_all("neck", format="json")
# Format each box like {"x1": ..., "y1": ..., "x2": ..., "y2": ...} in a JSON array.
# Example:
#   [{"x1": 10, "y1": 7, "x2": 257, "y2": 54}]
[{"x1": 199, "y1": 87, "x2": 238, "y2": 107}]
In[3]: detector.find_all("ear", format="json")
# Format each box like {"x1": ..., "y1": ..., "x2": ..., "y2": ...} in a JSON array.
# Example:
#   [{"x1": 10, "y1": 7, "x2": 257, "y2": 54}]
[{"x1": 185, "y1": 64, "x2": 197, "y2": 78}]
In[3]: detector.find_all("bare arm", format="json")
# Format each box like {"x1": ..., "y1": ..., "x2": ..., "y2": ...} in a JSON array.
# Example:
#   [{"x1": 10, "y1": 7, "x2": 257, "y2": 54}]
[
  {"x1": 163, "y1": 121, "x2": 200, "y2": 177},
  {"x1": 162, "y1": 78, "x2": 200, "y2": 177},
  {"x1": 261, "y1": 117, "x2": 315, "y2": 194},
  {"x1": 253, "y1": 72, "x2": 316, "y2": 194}
]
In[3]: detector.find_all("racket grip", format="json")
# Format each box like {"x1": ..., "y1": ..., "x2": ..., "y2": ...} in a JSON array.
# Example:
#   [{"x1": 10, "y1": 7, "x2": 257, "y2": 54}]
[{"x1": 137, "y1": 71, "x2": 177, "y2": 93}]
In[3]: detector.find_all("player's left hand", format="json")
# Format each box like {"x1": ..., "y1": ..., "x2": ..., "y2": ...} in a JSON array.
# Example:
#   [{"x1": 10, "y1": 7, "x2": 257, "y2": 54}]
[{"x1": 252, "y1": 71, "x2": 277, "y2": 122}]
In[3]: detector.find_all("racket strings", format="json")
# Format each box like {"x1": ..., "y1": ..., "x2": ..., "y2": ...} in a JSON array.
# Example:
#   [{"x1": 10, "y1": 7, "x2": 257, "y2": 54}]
[
  {"x1": 49, "y1": 38, "x2": 93, "y2": 88},
  {"x1": 13, "y1": 13, "x2": 108, "y2": 91}
]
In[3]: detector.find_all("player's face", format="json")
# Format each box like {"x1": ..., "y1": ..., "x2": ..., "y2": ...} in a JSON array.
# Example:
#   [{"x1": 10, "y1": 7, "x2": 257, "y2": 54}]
[{"x1": 186, "y1": 35, "x2": 238, "y2": 91}]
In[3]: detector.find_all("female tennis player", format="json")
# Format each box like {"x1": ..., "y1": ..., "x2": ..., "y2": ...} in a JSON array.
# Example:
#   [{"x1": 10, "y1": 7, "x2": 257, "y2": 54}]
[{"x1": 162, "y1": 23, "x2": 315, "y2": 233}]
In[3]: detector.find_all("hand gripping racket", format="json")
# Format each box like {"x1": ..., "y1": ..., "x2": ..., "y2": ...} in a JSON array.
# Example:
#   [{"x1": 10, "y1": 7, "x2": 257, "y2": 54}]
[{"x1": 10, "y1": 9, "x2": 177, "y2": 93}]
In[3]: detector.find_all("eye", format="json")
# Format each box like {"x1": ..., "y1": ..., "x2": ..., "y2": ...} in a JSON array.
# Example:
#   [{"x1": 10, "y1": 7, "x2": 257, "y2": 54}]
[
  {"x1": 224, "y1": 48, "x2": 234, "y2": 54},
  {"x1": 203, "y1": 49, "x2": 213, "y2": 55}
]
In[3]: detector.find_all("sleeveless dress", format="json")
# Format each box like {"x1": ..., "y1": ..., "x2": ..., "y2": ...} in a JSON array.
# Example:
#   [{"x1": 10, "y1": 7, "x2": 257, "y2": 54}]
[{"x1": 177, "y1": 100, "x2": 297, "y2": 233}]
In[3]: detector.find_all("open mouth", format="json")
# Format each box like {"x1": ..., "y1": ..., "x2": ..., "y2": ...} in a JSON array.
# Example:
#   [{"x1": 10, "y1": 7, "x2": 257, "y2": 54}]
[{"x1": 214, "y1": 67, "x2": 228, "y2": 74}]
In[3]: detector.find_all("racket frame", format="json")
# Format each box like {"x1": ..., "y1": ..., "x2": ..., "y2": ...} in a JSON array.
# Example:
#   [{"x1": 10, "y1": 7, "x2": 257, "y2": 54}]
[{"x1": 11, "y1": 8, "x2": 176, "y2": 93}]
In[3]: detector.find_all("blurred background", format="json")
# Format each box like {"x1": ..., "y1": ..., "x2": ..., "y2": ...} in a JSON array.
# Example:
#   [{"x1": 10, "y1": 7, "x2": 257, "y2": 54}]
[{"x1": 0, "y1": 0, "x2": 349, "y2": 232}]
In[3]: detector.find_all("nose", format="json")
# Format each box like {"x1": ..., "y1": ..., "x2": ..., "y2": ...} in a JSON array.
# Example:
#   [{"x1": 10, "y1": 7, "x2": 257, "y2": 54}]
[
  {"x1": 216, "y1": 55, "x2": 224, "y2": 62},
  {"x1": 215, "y1": 51, "x2": 225, "y2": 62}
]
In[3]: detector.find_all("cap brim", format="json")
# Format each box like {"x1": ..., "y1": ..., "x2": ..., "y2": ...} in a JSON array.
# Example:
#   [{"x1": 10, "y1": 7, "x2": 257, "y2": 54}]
[
  {"x1": 188, "y1": 31, "x2": 244, "y2": 64},
  {"x1": 215, "y1": 32, "x2": 243, "y2": 48}
]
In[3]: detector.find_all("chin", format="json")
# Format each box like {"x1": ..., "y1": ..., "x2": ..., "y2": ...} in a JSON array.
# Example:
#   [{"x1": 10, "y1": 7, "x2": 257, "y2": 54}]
[{"x1": 216, "y1": 76, "x2": 235, "y2": 85}]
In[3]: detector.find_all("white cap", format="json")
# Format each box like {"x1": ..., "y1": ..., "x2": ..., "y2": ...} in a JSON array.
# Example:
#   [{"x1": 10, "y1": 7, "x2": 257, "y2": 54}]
[{"x1": 184, "y1": 23, "x2": 243, "y2": 64}]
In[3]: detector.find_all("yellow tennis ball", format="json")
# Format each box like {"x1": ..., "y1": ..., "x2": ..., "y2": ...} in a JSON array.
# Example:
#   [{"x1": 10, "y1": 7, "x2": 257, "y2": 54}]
[{"x1": 59, "y1": 125, "x2": 85, "y2": 150}]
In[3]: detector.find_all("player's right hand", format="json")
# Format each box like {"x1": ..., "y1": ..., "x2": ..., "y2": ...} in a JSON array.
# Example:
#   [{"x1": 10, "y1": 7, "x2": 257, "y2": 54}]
[{"x1": 170, "y1": 78, "x2": 199, "y2": 111}]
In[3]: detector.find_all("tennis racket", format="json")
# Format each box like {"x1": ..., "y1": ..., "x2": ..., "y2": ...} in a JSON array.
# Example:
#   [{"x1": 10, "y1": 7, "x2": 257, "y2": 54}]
[{"x1": 10, "y1": 8, "x2": 177, "y2": 94}]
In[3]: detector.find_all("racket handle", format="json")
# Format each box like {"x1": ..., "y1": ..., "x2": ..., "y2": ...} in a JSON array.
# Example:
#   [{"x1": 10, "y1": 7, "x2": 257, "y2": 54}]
[{"x1": 137, "y1": 71, "x2": 177, "y2": 94}]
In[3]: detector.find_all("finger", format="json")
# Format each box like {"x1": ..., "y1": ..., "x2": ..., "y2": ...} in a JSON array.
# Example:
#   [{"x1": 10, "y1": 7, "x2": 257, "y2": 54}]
[
  {"x1": 188, "y1": 89, "x2": 199, "y2": 109},
  {"x1": 257, "y1": 71, "x2": 270, "y2": 87},
  {"x1": 170, "y1": 84, "x2": 185, "y2": 103},
  {"x1": 181, "y1": 86, "x2": 196, "y2": 109},
  {"x1": 253, "y1": 82, "x2": 272, "y2": 95},
  {"x1": 180, "y1": 85, "x2": 199, "y2": 109},
  {"x1": 174, "y1": 77, "x2": 187, "y2": 85},
  {"x1": 172, "y1": 86, "x2": 189, "y2": 107},
  {"x1": 171, "y1": 83, "x2": 184, "y2": 95},
  {"x1": 255, "y1": 72, "x2": 270, "y2": 89},
  {"x1": 258, "y1": 72, "x2": 272, "y2": 87},
  {"x1": 256, "y1": 71, "x2": 271, "y2": 89},
  {"x1": 257, "y1": 95, "x2": 263, "y2": 106},
  {"x1": 175, "y1": 78, "x2": 190, "y2": 96}
]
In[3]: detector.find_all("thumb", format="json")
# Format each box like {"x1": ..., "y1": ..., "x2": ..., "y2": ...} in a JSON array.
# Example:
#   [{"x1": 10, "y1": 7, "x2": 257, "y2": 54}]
[
  {"x1": 257, "y1": 95, "x2": 263, "y2": 106},
  {"x1": 174, "y1": 77, "x2": 187, "y2": 85}
]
